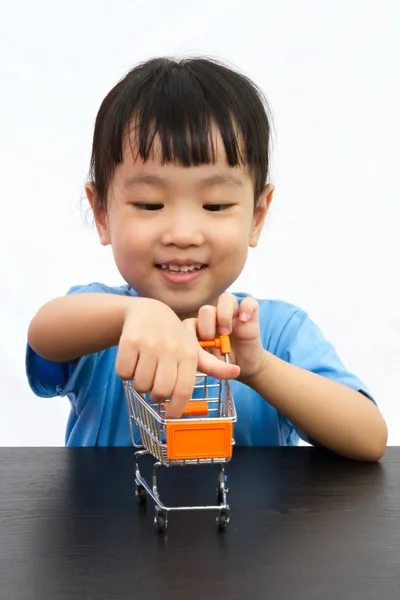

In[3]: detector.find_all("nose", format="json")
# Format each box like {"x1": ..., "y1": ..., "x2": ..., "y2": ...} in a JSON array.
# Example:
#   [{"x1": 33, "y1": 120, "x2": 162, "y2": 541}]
[{"x1": 161, "y1": 209, "x2": 205, "y2": 248}]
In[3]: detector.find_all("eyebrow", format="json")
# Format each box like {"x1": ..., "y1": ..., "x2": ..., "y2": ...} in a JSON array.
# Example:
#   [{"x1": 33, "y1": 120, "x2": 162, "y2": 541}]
[{"x1": 122, "y1": 173, "x2": 244, "y2": 190}]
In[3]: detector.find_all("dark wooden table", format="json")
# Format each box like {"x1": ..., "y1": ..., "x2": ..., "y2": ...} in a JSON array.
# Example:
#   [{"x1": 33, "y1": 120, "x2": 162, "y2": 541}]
[{"x1": 1, "y1": 447, "x2": 399, "y2": 600}]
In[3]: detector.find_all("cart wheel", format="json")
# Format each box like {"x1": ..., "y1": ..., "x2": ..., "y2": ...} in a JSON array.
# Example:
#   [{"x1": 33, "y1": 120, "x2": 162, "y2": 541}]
[
  {"x1": 154, "y1": 512, "x2": 167, "y2": 533},
  {"x1": 135, "y1": 485, "x2": 147, "y2": 504},
  {"x1": 217, "y1": 511, "x2": 229, "y2": 531}
]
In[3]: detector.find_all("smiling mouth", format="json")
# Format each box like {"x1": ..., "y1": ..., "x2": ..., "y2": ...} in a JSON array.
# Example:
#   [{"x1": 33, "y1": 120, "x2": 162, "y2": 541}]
[{"x1": 155, "y1": 263, "x2": 207, "y2": 273}]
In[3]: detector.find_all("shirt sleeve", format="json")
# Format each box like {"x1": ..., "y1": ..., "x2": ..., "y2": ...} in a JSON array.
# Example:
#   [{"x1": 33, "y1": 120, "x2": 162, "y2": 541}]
[
  {"x1": 274, "y1": 308, "x2": 376, "y2": 444},
  {"x1": 25, "y1": 282, "x2": 126, "y2": 403}
]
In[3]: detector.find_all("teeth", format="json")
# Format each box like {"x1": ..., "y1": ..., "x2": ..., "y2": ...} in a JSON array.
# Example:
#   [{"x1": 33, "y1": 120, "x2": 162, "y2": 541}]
[{"x1": 160, "y1": 264, "x2": 203, "y2": 272}]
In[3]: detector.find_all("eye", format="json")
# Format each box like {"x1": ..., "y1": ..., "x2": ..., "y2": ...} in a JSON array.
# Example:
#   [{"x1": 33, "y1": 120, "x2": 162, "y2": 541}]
[
  {"x1": 133, "y1": 203, "x2": 164, "y2": 211},
  {"x1": 203, "y1": 204, "x2": 235, "y2": 212}
]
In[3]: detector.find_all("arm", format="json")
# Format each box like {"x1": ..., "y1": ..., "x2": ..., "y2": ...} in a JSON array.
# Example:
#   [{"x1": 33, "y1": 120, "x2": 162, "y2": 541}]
[
  {"x1": 27, "y1": 292, "x2": 239, "y2": 416},
  {"x1": 243, "y1": 351, "x2": 388, "y2": 462},
  {"x1": 28, "y1": 293, "x2": 149, "y2": 363},
  {"x1": 189, "y1": 293, "x2": 388, "y2": 463}
]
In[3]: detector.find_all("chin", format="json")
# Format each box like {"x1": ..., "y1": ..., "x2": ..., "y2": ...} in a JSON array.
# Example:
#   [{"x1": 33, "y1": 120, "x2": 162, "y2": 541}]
[{"x1": 168, "y1": 302, "x2": 202, "y2": 318}]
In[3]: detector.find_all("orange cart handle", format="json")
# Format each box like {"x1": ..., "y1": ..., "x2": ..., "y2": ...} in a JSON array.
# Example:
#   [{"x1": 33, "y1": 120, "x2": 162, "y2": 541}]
[{"x1": 199, "y1": 335, "x2": 231, "y2": 356}]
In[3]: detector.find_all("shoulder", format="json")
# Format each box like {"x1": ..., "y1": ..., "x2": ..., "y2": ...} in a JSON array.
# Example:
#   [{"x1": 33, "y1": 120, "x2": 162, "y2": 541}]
[{"x1": 67, "y1": 282, "x2": 138, "y2": 297}]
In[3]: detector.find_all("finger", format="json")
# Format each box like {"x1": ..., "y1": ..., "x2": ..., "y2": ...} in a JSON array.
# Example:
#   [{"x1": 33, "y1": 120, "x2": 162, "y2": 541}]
[
  {"x1": 149, "y1": 358, "x2": 177, "y2": 404},
  {"x1": 131, "y1": 351, "x2": 157, "y2": 394},
  {"x1": 237, "y1": 296, "x2": 259, "y2": 323},
  {"x1": 197, "y1": 347, "x2": 240, "y2": 380},
  {"x1": 115, "y1": 337, "x2": 139, "y2": 380},
  {"x1": 232, "y1": 297, "x2": 260, "y2": 341},
  {"x1": 182, "y1": 316, "x2": 222, "y2": 363},
  {"x1": 166, "y1": 356, "x2": 198, "y2": 419},
  {"x1": 182, "y1": 317, "x2": 199, "y2": 338},
  {"x1": 197, "y1": 305, "x2": 217, "y2": 341},
  {"x1": 217, "y1": 293, "x2": 239, "y2": 335}
]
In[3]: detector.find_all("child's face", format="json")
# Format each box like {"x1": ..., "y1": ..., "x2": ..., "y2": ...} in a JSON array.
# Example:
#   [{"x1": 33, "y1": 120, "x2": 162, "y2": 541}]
[{"x1": 87, "y1": 131, "x2": 273, "y2": 318}]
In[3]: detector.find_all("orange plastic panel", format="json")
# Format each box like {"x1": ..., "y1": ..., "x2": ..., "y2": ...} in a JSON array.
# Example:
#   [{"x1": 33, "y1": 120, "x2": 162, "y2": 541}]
[{"x1": 166, "y1": 420, "x2": 233, "y2": 460}]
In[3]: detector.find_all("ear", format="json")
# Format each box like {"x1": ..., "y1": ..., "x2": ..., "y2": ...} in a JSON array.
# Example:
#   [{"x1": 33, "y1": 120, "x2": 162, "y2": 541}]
[
  {"x1": 85, "y1": 183, "x2": 111, "y2": 246},
  {"x1": 249, "y1": 184, "x2": 274, "y2": 247}
]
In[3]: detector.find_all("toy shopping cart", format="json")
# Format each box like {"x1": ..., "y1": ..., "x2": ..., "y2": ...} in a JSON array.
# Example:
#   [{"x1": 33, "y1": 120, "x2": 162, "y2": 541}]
[{"x1": 123, "y1": 335, "x2": 237, "y2": 532}]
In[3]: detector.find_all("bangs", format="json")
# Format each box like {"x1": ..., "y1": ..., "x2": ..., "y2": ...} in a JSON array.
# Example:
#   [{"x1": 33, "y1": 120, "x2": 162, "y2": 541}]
[
  {"x1": 90, "y1": 58, "x2": 271, "y2": 205},
  {"x1": 127, "y1": 65, "x2": 245, "y2": 168}
]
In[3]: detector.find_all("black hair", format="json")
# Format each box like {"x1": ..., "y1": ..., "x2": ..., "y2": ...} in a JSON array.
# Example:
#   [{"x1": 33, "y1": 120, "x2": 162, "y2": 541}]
[{"x1": 88, "y1": 57, "x2": 272, "y2": 212}]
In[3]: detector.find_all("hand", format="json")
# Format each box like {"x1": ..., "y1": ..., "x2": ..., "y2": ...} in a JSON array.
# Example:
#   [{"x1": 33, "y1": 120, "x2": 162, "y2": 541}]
[
  {"x1": 115, "y1": 298, "x2": 240, "y2": 418},
  {"x1": 183, "y1": 293, "x2": 266, "y2": 384}
]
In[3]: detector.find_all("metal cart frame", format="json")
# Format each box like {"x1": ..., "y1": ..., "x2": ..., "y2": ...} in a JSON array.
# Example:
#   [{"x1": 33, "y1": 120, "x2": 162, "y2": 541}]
[{"x1": 123, "y1": 336, "x2": 237, "y2": 532}]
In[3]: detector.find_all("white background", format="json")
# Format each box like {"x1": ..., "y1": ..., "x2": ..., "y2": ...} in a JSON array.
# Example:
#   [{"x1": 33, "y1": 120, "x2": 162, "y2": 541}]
[{"x1": 1, "y1": 0, "x2": 398, "y2": 446}]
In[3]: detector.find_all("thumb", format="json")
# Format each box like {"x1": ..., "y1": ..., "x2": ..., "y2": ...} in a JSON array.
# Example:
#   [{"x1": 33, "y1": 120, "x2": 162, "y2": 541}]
[
  {"x1": 197, "y1": 347, "x2": 240, "y2": 380},
  {"x1": 182, "y1": 317, "x2": 240, "y2": 379}
]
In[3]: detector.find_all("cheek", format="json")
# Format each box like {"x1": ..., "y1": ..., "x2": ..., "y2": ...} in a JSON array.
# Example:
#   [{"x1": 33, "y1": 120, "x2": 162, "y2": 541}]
[
  {"x1": 219, "y1": 220, "x2": 251, "y2": 253},
  {"x1": 110, "y1": 216, "x2": 143, "y2": 249},
  {"x1": 109, "y1": 222, "x2": 149, "y2": 267},
  {"x1": 215, "y1": 223, "x2": 250, "y2": 276}
]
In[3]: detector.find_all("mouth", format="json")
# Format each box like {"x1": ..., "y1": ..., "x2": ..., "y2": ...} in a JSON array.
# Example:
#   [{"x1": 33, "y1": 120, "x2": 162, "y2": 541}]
[
  {"x1": 155, "y1": 262, "x2": 208, "y2": 285},
  {"x1": 155, "y1": 263, "x2": 207, "y2": 273}
]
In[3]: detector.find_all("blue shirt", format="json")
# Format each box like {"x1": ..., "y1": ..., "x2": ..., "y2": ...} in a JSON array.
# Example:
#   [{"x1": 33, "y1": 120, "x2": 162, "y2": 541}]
[{"x1": 26, "y1": 283, "x2": 374, "y2": 447}]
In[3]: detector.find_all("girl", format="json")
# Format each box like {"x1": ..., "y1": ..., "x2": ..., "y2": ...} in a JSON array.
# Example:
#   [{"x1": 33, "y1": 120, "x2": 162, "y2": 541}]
[{"x1": 26, "y1": 57, "x2": 387, "y2": 460}]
